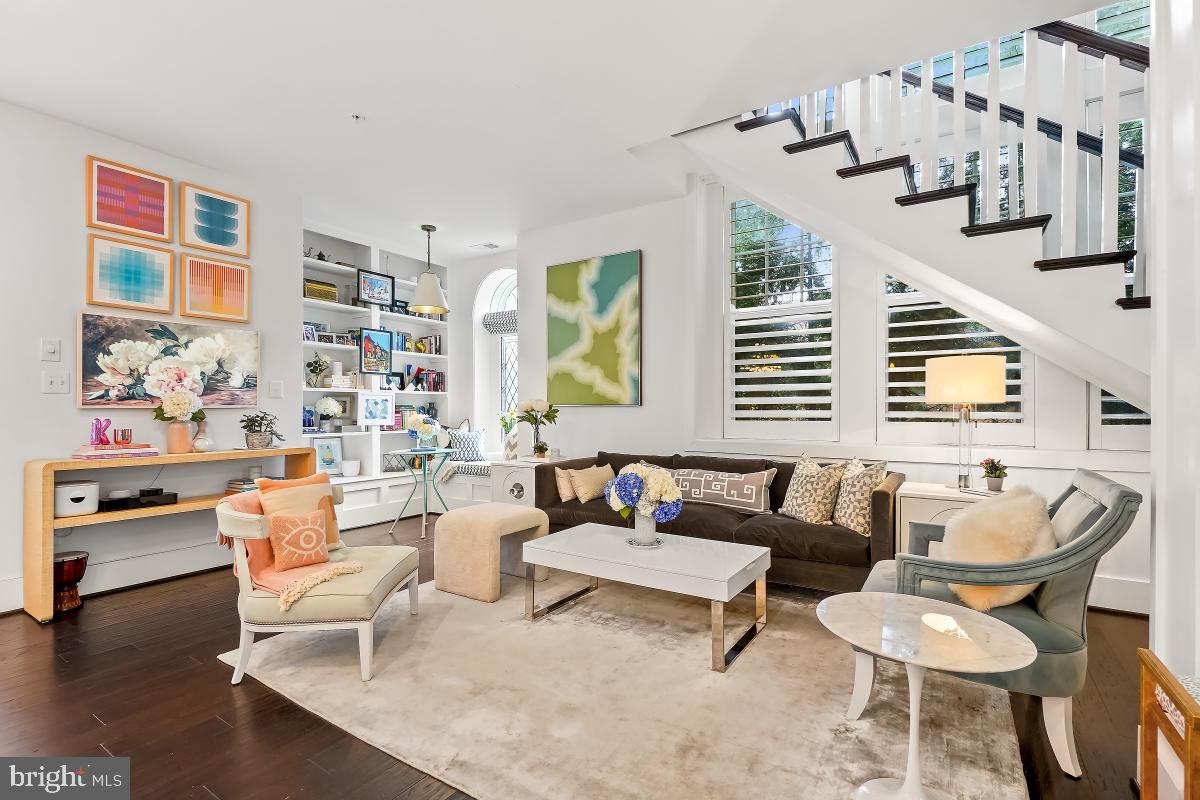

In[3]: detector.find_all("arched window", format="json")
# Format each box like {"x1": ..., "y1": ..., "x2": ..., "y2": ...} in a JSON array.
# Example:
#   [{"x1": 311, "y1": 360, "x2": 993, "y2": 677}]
[{"x1": 473, "y1": 269, "x2": 518, "y2": 449}]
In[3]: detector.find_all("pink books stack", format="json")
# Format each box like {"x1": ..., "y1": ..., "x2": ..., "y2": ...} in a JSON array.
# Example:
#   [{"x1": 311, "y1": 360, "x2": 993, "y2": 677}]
[{"x1": 72, "y1": 443, "x2": 161, "y2": 460}]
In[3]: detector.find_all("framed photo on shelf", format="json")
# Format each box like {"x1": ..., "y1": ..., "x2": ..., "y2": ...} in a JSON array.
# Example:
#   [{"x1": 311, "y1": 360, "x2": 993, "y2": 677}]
[
  {"x1": 179, "y1": 182, "x2": 251, "y2": 259},
  {"x1": 359, "y1": 327, "x2": 392, "y2": 374},
  {"x1": 333, "y1": 333, "x2": 354, "y2": 347},
  {"x1": 357, "y1": 392, "x2": 395, "y2": 426},
  {"x1": 304, "y1": 320, "x2": 330, "y2": 333},
  {"x1": 302, "y1": 405, "x2": 317, "y2": 431},
  {"x1": 314, "y1": 437, "x2": 343, "y2": 475},
  {"x1": 86, "y1": 233, "x2": 174, "y2": 314},
  {"x1": 86, "y1": 156, "x2": 172, "y2": 242},
  {"x1": 316, "y1": 332, "x2": 336, "y2": 344},
  {"x1": 302, "y1": 324, "x2": 317, "y2": 342},
  {"x1": 390, "y1": 299, "x2": 410, "y2": 316},
  {"x1": 356, "y1": 269, "x2": 395, "y2": 308}
]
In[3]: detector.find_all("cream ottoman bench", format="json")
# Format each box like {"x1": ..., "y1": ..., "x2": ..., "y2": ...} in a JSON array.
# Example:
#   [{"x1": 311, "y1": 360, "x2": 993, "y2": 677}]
[{"x1": 434, "y1": 503, "x2": 549, "y2": 602}]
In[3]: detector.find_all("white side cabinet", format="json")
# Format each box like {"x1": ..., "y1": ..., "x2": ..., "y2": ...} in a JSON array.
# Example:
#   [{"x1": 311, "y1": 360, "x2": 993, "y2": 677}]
[
  {"x1": 490, "y1": 462, "x2": 537, "y2": 507},
  {"x1": 895, "y1": 482, "x2": 988, "y2": 554}
]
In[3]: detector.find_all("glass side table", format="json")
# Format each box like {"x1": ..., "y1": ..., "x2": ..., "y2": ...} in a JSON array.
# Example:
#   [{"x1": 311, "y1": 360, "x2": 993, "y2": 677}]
[{"x1": 386, "y1": 447, "x2": 455, "y2": 539}]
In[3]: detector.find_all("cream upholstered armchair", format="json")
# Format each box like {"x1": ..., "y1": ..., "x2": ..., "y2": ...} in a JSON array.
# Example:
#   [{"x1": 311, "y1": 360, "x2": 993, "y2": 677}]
[{"x1": 216, "y1": 486, "x2": 419, "y2": 684}]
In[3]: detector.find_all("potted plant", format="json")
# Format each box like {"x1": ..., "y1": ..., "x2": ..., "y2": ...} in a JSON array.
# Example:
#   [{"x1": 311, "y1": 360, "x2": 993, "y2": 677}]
[
  {"x1": 979, "y1": 458, "x2": 1007, "y2": 492},
  {"x1": 315, "y1": 397, "x2": 342, "y2": 433},
  {"x1": 305, "y1": 354, "x2": 331, "y2": 388},
  {"x1": 153, "y1": 389, "x2": 205, "y2": 454},
  {"x1": 517, "y1": 399, "x2": 559, "y2": 458},
  {"x1": 240, "y1": 411, "x2": 284, "y2": 449}
]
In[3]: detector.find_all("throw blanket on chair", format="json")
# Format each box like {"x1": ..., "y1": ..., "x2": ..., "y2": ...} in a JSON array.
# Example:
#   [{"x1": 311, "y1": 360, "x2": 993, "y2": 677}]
[{"x1": 217, "y1": 491, "x2": 363, "y2": 610}]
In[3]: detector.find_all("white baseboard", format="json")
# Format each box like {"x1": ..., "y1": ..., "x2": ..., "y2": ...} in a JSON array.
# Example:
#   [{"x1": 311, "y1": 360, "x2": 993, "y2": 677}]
[
  {"x1": 0, "y1": 576, "x2": 22, "y2": 615},
  {"x1": 1090, "y1": 574, "x2": 1150, "y2": 614}
]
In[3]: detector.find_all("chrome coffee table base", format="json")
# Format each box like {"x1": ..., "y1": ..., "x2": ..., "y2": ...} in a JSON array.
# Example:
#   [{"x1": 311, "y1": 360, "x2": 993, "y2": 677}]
[
  {"x1": 711, "y1": 576, "x2": 767, "y2": 673},
  {"x1": 524, "y1": 565, "x2": 599, "y2": 620}
]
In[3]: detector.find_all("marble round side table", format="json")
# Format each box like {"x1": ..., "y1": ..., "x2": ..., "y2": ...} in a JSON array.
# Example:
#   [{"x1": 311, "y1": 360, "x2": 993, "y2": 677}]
[{"x1": 817, "y1": 591, "x2": 1036, "y2": 800}]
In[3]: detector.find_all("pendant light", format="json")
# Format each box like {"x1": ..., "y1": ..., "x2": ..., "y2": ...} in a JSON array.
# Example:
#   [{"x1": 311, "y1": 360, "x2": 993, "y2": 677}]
[{"x1": 411, "y1": 223, "x2": 450, "y2": 314}]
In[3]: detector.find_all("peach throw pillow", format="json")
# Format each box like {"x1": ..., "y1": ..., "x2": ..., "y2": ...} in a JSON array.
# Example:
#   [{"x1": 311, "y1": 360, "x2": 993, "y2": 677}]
[
  {"x1": 268, "y1": 510, "x2": 331, "y2": 571},
  {"x1": 568, "y1": 464, "x2": 616, "y2": 504},
  {"x1": 257, "y1": 472, "x2": 341, "y2": 550}
]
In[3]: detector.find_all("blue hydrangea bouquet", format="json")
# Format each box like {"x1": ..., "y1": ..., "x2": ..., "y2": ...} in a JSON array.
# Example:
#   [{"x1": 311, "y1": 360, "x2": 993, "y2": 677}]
[{"x1": 603, "y1": 463, "x2": 684, "y2": 545}]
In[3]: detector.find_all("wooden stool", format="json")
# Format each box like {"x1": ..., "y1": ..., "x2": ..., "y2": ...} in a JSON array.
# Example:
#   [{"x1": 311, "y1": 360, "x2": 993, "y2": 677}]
[
  {"x1": 1139, "y1": 647, "x2": 1200, "y2": 798},
  {"x1": 434, "y1": 504, "x2": 549, "y2": 602},
  {"x1": 53, "y1": 550, "x2": 89, "y2": 613}
]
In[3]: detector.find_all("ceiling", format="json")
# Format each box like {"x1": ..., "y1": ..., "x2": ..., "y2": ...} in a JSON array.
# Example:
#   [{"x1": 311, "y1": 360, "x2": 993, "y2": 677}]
[{"x1": 0, "y1": 0, "x2": 1096, "y2": 262}]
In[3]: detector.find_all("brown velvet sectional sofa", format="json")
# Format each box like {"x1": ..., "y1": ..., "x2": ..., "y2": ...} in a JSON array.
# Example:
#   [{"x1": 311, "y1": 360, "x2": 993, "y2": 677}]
[{"x1": 534, "y1": 452, "x2": 905, "y2": 593}]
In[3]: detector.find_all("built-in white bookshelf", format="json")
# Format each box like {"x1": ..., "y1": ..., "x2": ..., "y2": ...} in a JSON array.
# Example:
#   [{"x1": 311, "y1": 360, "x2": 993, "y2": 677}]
[{"x1": 301, "y1": 223, "x2": 450, "y2": 528}]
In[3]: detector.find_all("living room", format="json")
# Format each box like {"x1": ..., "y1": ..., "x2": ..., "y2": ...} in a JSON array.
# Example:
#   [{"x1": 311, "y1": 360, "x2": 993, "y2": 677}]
[{"x1": 2, "y1": 1, "x2": 1197, "y2": 798}]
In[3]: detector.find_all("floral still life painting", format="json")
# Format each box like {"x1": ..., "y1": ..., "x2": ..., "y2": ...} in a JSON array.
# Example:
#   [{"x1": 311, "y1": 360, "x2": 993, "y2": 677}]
[{"x1": 80, "y1": 312, "x2": 259, "y2": 407}]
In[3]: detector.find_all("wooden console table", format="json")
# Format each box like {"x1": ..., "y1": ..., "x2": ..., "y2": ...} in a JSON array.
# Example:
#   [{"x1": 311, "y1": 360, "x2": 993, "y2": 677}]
[{"x1": 24, "y1": 447, "x2": 315, "y2": 622}]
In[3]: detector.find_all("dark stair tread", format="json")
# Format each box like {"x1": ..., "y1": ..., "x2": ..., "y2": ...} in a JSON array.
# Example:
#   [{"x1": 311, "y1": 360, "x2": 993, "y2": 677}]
[
  {"x1": 734, "y1": 109, "x2": 806, "y2": 139},
  {"x1": 961, "y1": 214, "x2": 1053, "y2": 237},
  {"x1": 783, "y1": 131, "x2": 859, "y2": 166},
  {"x1": 895, "y1": 184, "x2": 978, "y2": 226},
  {"x1": 1034, "y1": 250, "x2": 1137, "y2": 271},
  {"x1": 1116, "y1": 296, "x2": 1151, "y2": 309},
  {"x1": 837, "y1": 156, "x2": 916, "y2": 194}
]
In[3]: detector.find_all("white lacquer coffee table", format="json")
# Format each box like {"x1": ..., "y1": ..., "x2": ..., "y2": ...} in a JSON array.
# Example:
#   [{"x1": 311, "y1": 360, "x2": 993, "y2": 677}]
[
  {"x1": 522, "y1": 522, "x2": 771, "y2": 672},
  {"x1": 817, "y1": 592, "x2": 1036, "y2": 800}
]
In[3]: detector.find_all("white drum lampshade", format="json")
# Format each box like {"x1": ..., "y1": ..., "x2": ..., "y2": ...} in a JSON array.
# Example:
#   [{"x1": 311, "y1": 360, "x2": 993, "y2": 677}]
[
  {"x1": 925, "y1": 355, "x2": 1007, "y2": 404},
  {"x1": 924, "y1": 355, "x2": 1007, "y2": 489}
]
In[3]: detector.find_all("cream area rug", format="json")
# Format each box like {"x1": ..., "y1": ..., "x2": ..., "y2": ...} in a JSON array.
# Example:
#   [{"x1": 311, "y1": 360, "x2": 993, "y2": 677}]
[{"x1": 219, "y1": 576, "x2": 1028, "y2": 800}]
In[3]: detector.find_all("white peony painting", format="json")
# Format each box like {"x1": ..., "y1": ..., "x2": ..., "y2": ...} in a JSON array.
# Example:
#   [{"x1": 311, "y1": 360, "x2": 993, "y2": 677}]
[{"x1": 79, "y1": 313, "x2": 259, "y2": 408}]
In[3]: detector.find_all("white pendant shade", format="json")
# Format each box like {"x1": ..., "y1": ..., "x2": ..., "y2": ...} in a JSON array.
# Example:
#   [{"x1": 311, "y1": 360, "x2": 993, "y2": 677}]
[
  {"x1": 925, "y1": 355, "x2": 1006, "y2": 404},
  {"x1": 411, "y1": 271, "x2": 449, "y2": 314}
]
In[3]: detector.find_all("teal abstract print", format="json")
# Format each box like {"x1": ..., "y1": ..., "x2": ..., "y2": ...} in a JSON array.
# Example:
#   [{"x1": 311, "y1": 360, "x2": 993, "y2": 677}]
[
  {"x1": 180, "y1": 183, "x2": 251, "y2": 258},
  {"x1": 546, "y1": 250, "x2": 641, "y2": 405},
  {"x1": 87, "y1": 234, "x2": 174, "y2": 314}
]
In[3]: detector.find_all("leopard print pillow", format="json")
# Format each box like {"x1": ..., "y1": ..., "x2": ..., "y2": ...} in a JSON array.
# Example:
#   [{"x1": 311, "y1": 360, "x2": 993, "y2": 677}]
[
  {"x1": 833, "y1": 459, "x2": 888, "y2": 536},
  {"x1": 780, "y1": 456, "x2": 845, "y2": 525}
]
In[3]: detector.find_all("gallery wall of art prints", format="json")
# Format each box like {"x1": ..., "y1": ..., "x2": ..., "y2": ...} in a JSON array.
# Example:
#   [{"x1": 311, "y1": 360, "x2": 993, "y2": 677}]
[{"x1": 545, "y1": 249, "x2": 641, "y2": 406}]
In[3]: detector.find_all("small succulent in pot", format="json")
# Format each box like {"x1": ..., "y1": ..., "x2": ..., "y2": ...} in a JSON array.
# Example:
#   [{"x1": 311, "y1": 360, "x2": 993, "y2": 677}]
[
  {"x1": 979, "y1": 457, "x2": 1007, "y2": 491},
  {"x1": 240, "y1": 411, "x2": 285, "y2": 450}
]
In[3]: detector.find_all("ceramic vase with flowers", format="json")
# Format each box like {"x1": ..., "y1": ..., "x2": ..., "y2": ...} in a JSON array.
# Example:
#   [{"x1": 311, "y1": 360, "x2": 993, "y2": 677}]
[
  {"x1": 604, "y1": 463, "x2": 684, "y2": 546},
  {"x1": 980, "y1": 457, "x2": 1007, "y2": 491},
  {"x1": 153, "y1": 389, "x2": 205, "y2": 454},
  {"x1": 315, "y1": 396, "x2": 341, "y2": 433},
  {"x1": 517, "y1": 399, "x2": 559, "y2": 459},
  {"x1": 499, "y1": 408, "x2": 520, "y2": 461}
]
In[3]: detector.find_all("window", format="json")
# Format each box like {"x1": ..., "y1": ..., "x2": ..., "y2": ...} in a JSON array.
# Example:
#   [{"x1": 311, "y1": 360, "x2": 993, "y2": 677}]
[
  {"x1": 883, "y1": 279, "x2": 1031, "y2": 445},
  {"x1": 1117, "y1": 119, "x2": 1143, "y2": 296},
  {"x1": 499, "y1": 335, "x2": 518, "y2": 414},
  {"x1": 1090, "y1": 387, "x2": 1150, "y2": 450},
  {"x1": 727, "y1": 200, "x2": 835, "y2": 439},
  {"x1": 1095, "y1": 0, "x2": 1150, "y2": 43}
]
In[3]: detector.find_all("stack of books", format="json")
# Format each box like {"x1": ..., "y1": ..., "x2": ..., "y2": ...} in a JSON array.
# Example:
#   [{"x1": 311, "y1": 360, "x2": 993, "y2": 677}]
[
  {"x1": 225, "y1": 478, "x2": 258, "y2": 496},
  {"x1": 72, "y1": 443, "x2": 160, "y2": 460},
  {"x1": 327, "y1": 375, "x2": 356, "y2": 389}
]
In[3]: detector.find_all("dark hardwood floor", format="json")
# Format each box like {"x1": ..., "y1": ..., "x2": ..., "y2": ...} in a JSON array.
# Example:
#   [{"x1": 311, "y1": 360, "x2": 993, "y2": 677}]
[{"x1": 0, "y1": 515, "x2": 1146, "y2": 799}]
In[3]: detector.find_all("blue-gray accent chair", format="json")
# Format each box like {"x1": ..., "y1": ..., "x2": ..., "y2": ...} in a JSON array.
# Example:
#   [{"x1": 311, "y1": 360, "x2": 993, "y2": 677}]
[{"x1": 853, "y1": 468, "x2": 1142, "y2": 778}]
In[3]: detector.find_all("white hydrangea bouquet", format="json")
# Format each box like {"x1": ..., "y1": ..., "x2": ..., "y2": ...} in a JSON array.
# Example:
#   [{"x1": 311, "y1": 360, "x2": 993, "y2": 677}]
[
  {"x1": 406, "y1": 415, "x2": 441, "y2": 449},
  {"x1": 604, "y1": 463, "x2": 684, "y2": 546}
]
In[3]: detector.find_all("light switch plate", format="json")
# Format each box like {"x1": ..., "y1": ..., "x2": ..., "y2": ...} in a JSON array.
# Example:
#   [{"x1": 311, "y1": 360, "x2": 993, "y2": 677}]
[
  {"x1": 40, "y1": 338, "x2": 62, "y2": 362},
  {"x1": 41, "y1": 370, "x2": 69, "y2": 394},
  {"x1": 269, "y1": 380, "x2": 284, "y2": 399}
]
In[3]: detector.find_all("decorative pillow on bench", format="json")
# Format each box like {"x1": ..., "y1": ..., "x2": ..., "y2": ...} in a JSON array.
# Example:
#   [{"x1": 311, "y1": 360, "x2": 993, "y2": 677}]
[
  {"x1": 673, "y1": 468, "x2": 777, "y2": 515},
  {"x1": 446, "y1": 428, "x2": 487, "y2": 462}
]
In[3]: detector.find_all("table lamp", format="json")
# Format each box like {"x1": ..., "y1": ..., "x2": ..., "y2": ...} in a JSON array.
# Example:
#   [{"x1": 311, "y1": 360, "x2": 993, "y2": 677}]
[{"x1": 924, "y1": 354, "x2": 1006, "y2": 489}]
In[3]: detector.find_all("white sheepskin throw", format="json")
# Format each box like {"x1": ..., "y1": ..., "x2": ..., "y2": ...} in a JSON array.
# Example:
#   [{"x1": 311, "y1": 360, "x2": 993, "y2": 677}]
[{"x1": 940, "y1": 486, "x2": 1057, "y2": 611}]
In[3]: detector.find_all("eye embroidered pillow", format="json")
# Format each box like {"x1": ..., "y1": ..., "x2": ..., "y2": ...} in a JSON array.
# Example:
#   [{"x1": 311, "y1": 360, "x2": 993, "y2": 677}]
[
  {"x1": 257, "y1": 472, "x2": 341, "y2": 550},
  {"x1": 268, "y1": 509, "x2": 330, "y2": 571},
  {"x1": 940, "y1": 485, "x2": 1058, "y2": 611}
]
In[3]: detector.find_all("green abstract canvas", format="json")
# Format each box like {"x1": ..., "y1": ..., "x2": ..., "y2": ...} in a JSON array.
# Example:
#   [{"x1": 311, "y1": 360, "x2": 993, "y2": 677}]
[{"x1": 546, "y1": 250, "x2": 641, "y2": 405}]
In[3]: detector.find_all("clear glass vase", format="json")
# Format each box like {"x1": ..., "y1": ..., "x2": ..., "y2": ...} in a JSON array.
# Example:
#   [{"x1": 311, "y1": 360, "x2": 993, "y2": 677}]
[{"x1": 632, "y1": 513, "x2": 658, "y2": 546}]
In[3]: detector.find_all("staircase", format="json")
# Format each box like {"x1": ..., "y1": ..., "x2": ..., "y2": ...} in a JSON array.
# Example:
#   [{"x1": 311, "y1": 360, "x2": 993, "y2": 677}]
[{"x1": 676, "y1": 16, "x2": 1152, "y2": 411}]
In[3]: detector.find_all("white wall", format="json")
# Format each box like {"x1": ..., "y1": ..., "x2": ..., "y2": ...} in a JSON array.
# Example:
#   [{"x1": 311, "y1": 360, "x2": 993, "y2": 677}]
[
  {"x1": 0, "y1": 101, "x2": 301, "y2": 612},
  {"x1": 509, "y1": 180, "x2": 1151, "y2": 612},
  {"x1": 516, "y1": 198, "x2": 693, "y2": 458}
]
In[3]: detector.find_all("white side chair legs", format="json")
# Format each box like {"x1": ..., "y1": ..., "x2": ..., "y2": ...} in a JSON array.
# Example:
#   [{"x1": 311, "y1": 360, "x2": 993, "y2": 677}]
[
  {"x1": 231, "y1": 627, "x2": 255, "y2": 685},
  {"x1": 1043, "y1": 696, "x2": 1083, "y2": 777},
  {"x1": 358, "y1": 621, "x2": 374, "y2": 681},
  {"x1": 847, "y1": 651, "x2": 876, "y2": 720}
]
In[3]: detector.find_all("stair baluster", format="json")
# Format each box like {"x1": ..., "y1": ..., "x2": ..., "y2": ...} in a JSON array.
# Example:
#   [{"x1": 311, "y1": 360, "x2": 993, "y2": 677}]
[{"x1": 1023, "y1": 29, "x2": 1042, "y2": 217}]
